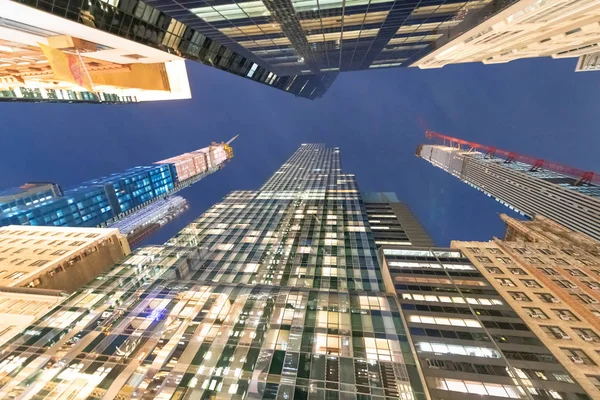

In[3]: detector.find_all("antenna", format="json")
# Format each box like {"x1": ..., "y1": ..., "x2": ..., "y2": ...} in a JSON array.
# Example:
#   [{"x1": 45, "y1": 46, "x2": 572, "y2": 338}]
[{"x1": 226, "y1": 135, "x2": 239, "y2": 145}]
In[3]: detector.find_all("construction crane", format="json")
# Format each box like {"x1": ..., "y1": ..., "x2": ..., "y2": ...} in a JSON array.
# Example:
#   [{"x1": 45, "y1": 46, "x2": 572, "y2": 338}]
[{"x1": 422, "y1": 130, "x2": 598, "y2": 186}]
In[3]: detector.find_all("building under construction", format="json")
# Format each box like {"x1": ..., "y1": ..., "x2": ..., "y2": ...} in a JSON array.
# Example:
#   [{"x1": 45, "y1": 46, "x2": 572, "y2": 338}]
[{"x1": 417, "y1": 131, "x2": 600, "y2": 241}]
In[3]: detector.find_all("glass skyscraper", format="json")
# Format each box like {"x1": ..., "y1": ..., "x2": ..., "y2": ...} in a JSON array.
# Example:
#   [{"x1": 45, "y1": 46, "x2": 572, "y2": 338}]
[
  {"x1": 0, "y1": 142, "x2": 233, "y2": 236},
  {"x1": 0, "y1": 144, "x2": 593, "y2": 399}
]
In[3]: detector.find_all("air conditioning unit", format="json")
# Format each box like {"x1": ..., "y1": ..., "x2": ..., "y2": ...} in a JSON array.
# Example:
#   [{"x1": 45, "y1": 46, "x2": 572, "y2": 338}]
[
  {"x1": 559, "y1": 334, "x2": 571, "y2": 340},
  {"x1": 530, "y1": 314, "x2": 541, "y2": 319},
  {"x1": 570, "y1": 357, "x2": 584, "y2": 364},
  {"x1": 581, "y1": 335, "x2": 594, "y2": 342},
  {"x1": 551, "y1": 298, "x2": 560, "y2": 303},
  {"x1": 560, "y1": 315, "x2": 571, "y2": 321}
]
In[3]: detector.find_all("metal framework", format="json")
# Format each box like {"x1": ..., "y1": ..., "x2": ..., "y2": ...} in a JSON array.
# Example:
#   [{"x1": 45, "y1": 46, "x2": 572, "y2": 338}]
[{"x1": 424, "y1": 131, "x2": 598, "y2": 185}]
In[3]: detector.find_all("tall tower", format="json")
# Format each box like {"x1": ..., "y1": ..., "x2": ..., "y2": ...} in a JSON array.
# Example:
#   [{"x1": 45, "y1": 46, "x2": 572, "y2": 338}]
[
  {"x1": 0, "y1": 139, "x2": 235, "y2": 244},
  {"x1": 417, "y1": 131, "x2": 600, "y2": 241},
  {"x1": 0, "y1": 144, "x2": 592, "y2": 399}
]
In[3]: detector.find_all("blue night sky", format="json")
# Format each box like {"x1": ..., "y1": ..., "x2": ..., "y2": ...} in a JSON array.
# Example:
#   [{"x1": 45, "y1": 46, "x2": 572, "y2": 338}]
[{"x1": 2, "y1": 57, "x2": 600, "y2": 247}]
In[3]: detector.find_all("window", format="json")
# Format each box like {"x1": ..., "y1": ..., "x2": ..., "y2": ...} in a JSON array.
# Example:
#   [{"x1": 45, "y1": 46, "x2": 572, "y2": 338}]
[
  {"x1": 29, "y1": 260, "x2": 49, "y2": 267},
  {"x1": 578, "y1": 259, "x2": 595, "y2": 266},
  {"x1": 587, "y1": 375, "x2": 600, "y2": 390},
  {"x1": 571, "y1": 293, "x2": 598, "y2": 304},
  {"x1": 562, "y1": 249, "x2": 580, "y2": 257},
  {"x1": 552, "y1": 279, "x2": 576, "y2": 289},
  {"x1": 520, "y1": 279, "x2": 541, "y2": 288},
  {"x1": 550, "y1": 258, "x2": 570, "y2": 265},
  {"x1": 408, "y1": 315, "x2": 481, "y2": 328},
  {"x1": 536, "y1": 293, "x2": 560, "y2": 304},
  {"x1": 524, "y1": 257, "x2": 542, "y2": 264},
  {"x1": 508, "y1": 268, "x2": 526, "y2": 275},
  {"x1": 582, "y1": 281, "x2": 600, "y2": 290},
  {"x1": 513, "y1": 248, "x2": 529, "y2": 255},
  {"x1": 572, "y1": 328, "x2": 600, "y2": 342},
  {"x1": 508, "y1": 291, "x2": 531, "y2": 302},
  {"x1": 487, "y1": 248, "x2": 502, "y2": 255},
  {"x1": 475, "y1": 256, "x2": 492, "y2": 263},
  {"x1": 415, "y1": 342, "x2": 500, "y2": 358},
  {"x1": 496, "y1": 257, "x2": 512, "y2": 264},
  {"x1": 51, "y1": 250, "x2": 68, "y2": 256},
  {"x1": 561, "y1": 348, "x2": 596, "y2": 366},
  {"x1": 537, "y1": 248, "x2": 554, "y2": 255},
  {"x1": 552, "y1": 309, "x2": 579, "y2": 322},
  {"x1": 496, "y1": 278, "x2": 515, "y2": 287},
  {"x1": 565, "y1": 269, "x2": 587, "y2": 277},
  {"x1": 540, "y1": 325, "x2": 570, "y2": 340},
  {"x1": 4, "y1": 271, "x2": 26, "y2": 280},
  {"x1": 467, "y1": 247, "x2": 481, "y2": 254},
  {"x1": 485, "y1": 267, "x2": 503, "y2": 274},
  {"x1": 401, "y1": 293, "x2": 502, "y2": 306},
  {"x1": 524, "y1": 307, "x2": 548, "y2": 320},
  {"x1": 539, "y1": 267, "x2": 558, "y2": 276},
  {"x1": 433, "y1": 378, "x2": 522, "y2": 398}
]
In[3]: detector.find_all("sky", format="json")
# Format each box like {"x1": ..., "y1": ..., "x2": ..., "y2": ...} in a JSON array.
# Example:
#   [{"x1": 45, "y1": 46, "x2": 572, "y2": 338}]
[{"x1": 2, "y1": 56, "x2": 600, "y2": 247}]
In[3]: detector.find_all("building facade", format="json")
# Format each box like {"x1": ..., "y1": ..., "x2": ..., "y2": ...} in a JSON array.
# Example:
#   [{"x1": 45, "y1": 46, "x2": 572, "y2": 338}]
[
  {"x1": 363, "y1": 192, "x2": 435, "y2": 248},
  {"x1": 0, "y1": 144, "x2": 429, "y2": 399},
  {"x1": 380, "y1": 245, "x2": 591, "y2": 400},
  {"x1": 143, "y1": 0, "x2": 496, "y2": 75},
  {"x1": 413, "y1": 0, "x2": 600, "y2": 72},
  {"x1": 417, "y1": 143, "x2": 600, "y2": 241},
  {"x1": 0, "y1": 287, "x2": 67, "y2": 346},
  {"x1": 453, "y1": 213, "x2": 600, "y2": 398},
  {"x1": 0, "y1": 141, "x2": 234, "y2": 246},
  {"x1": 0, "y1": 225, "x2": 130, "y2": 292},
  {"x1": 0, "y1": 144, "x2": 595, "y2": 399},
  {"x1": 109, "y1": 196, "x2": 189, "y2": 247},
  {"x1": 3, "y1": 0, "x2": 334, "y2": 100}
]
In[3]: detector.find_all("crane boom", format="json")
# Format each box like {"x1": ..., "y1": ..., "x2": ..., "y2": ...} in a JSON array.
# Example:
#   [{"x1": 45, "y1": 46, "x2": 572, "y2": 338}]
[{"x1": 425, "y1": 130, "x2": 598, "y2": 185}]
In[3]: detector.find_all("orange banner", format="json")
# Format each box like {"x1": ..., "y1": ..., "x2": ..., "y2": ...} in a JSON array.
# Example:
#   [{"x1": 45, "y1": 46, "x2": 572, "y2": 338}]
[{"x1": 38, "y1": 43, "x2": 94, "y2": 93}]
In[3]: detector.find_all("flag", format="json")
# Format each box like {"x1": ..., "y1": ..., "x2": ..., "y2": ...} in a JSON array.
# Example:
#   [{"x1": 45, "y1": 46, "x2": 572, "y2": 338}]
[{"x1": 38, "y1": 43, "x2": 95, "y2": 93}]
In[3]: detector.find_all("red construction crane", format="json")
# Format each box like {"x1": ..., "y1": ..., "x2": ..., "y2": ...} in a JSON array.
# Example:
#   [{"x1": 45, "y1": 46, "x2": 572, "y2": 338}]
[{"x1": 423, "y1": 130, "x2": 598, "y2": 186}]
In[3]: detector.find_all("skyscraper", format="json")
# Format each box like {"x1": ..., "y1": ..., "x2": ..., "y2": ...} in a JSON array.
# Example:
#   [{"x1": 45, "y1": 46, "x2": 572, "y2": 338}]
[
  {"x1": 0, "y1": 144, "x2": 594, "y2": 399},
  {"x1": 145, "y1": 0, "x2": 494, "y2": 75},
  {"x1": 0, "y1": 140, "x2": 234, "y2": 244},
  {"x1": 417, "y1": 131, "x2": 600, "y2": 241},
  {"x1": 2, "y1": 0, "x2": 333, "y2": 100},
  {"x1": 453, "y1": 213, "x2": 600, "y2": 398},
  {"x1": 0, "y1": 144, "x2": 428, "y2": 399},
  {"x1": 412, "y1": 0, "x2": 600, "y2": 72},
  {"x1": 363, "y1": 192, "x2": 434, "y2": 248}
]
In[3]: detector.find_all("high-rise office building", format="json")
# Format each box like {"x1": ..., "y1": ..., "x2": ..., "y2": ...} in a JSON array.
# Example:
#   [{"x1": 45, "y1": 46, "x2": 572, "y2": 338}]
[
  {"x1": 109, "y1": 196, "x2": 189, "y2": 247},
  {"x1": 0, "y1": 144, "x2": 594, "y2": 399},
  {"x1": 0, "y1": 140, "x2": 234, "y2": 245},
  {"x1": 453, "y1": 213, "x2": 600, "y2": 398},
  {"x1": 3, "y1": 0, "x2": 334, "y2": 100},
  {"x1": 0, "y1": 144, "x2": 428, "y2": 399},
  {"x1": 417, "y1": 131, "x2": 600, "y2": 241},
  {"x1": 363, "y1": 192, "x2": 434, "y2": 248},
  {"x1": 145, "y1": 0, "x2": 495, "y2": 75},
  {"x1": 0, "y1": 225, "x2": 130, "y2": 292},
  {"x1": 379, "y1": 245, "x2": 591, "y2": 400},
  {"x1": 412, "y1": 0, "x2": 600, "y2": 72}
]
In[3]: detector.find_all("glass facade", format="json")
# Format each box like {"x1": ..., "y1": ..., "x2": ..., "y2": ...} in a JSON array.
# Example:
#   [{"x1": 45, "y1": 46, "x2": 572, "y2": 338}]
[
  {"x1": 0, "y1": 144, "x2": 232, "y2": 230},
  {"x1": 143, "y1": 0, "x2": 503, "y2": 74},
  {"x1": 0, "y1": 144, "x2": 427, "y2": 399},
  {"x1": 15, "y1": 0, "x2": 335, "y2": 99}
]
